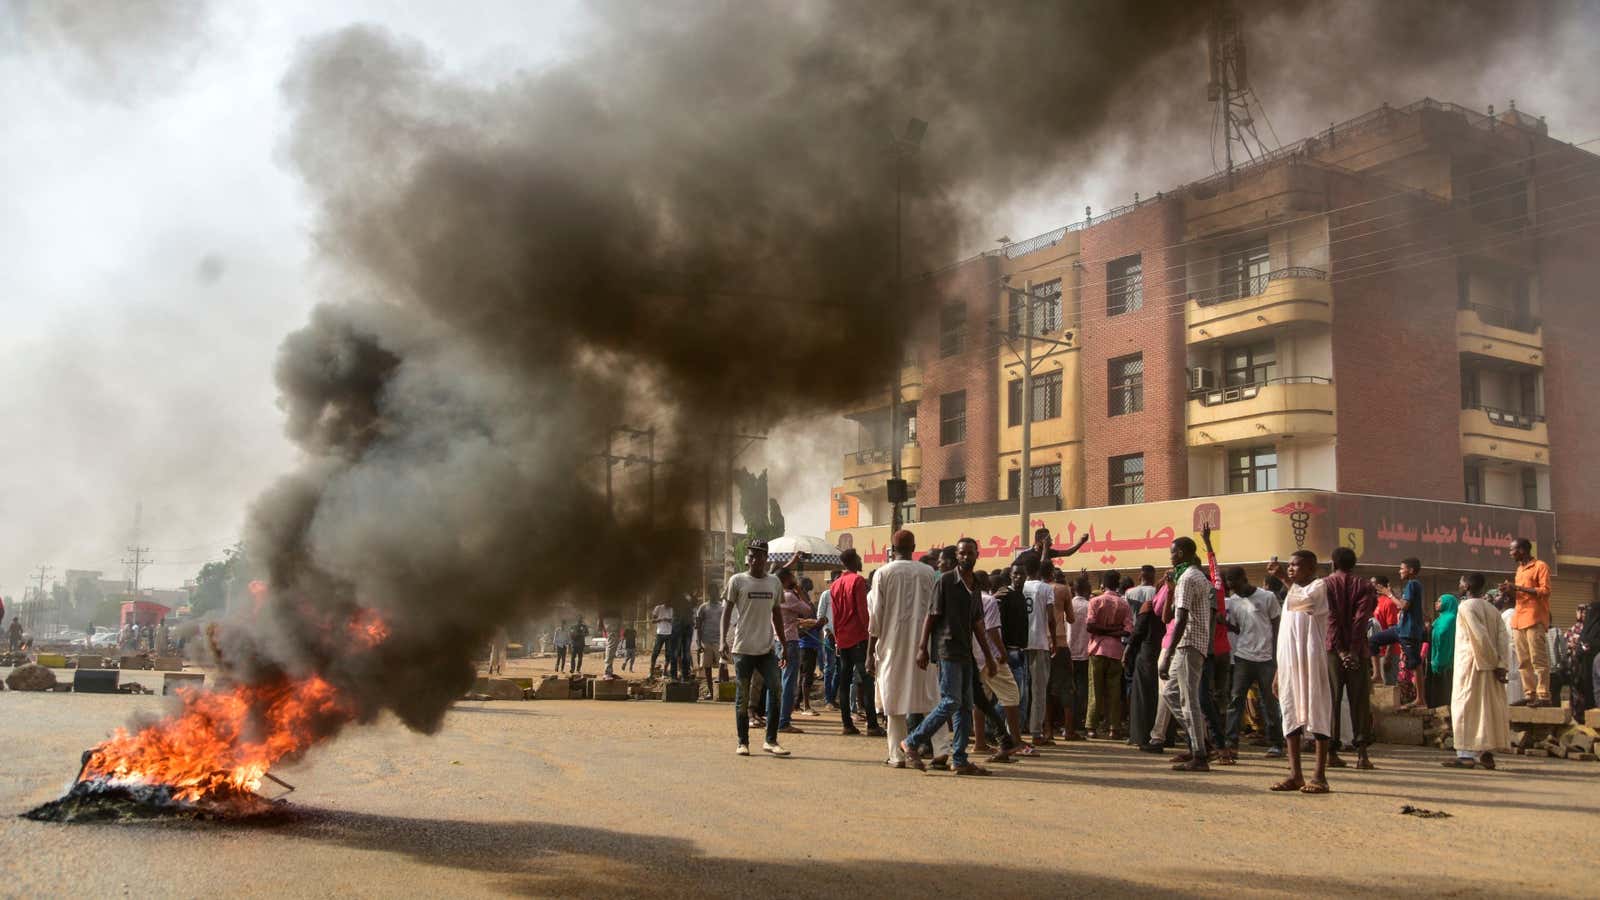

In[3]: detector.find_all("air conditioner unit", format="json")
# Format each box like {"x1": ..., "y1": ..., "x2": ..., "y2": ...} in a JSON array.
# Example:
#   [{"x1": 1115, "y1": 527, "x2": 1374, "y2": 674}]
[{"x1": 1189, "y1": 368, "x2": 1218, "y2": 392}]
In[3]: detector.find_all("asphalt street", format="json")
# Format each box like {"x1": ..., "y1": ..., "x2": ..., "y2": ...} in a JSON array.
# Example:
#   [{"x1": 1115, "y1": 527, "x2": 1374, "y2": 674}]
[{"x1": 1, "y1": 669, "x2": 1593, "y2": 898}]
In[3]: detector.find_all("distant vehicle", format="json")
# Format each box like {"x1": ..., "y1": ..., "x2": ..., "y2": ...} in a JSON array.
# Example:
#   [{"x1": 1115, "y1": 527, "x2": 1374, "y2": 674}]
[
  {"x1": 588, "y1": 636, "x2": 608, "y2": 653},
  {"x1": 89, "y1": 632, "x2": 121, "y2": 649}
]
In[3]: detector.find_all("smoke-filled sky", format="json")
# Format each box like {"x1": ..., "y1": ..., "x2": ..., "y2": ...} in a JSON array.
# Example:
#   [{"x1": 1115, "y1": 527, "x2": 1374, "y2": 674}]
[{"x1": 2, "y1": 0, "x2": 1598, "y2": 601}]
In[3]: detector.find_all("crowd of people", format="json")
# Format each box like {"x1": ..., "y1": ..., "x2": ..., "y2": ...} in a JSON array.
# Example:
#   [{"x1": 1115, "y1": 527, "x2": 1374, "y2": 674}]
[{"x1": 708, "y1": 528, "x2": 1598, "y2": 790}]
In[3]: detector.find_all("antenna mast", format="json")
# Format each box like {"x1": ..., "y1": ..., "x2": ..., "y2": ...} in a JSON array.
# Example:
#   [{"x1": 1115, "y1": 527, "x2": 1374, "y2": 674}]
[{"x1": 1208, "y1": 2, "x2": 1273, "y2": 178}]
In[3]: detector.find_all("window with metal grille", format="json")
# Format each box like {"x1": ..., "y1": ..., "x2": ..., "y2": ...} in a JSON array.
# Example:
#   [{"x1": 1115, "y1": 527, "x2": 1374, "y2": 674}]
[
  {"x1": 1521, "y1": 467, "x2": 1539, "y2": 510},
  {"x1": 1219, "y1": 241, "x2": 1270, "y2": 301},
  {"x1": 939, "y1": 301, "x2": 967, "y2": 358},
  {"x1": 1223, "y1": 341, "x2": 1276, "y2": 387},
  {"x1": 939, "y1": 477, "x2": 968, "y2": 506},
  {"x1": 1108, "y1": 354, "x2": 1144, "y2": 415},
  {"x1": 1226, "y1": 446, "x2": 1278, "y2": 494},
  {"x1": 1464, "y1": 463, "x2": 1484, "y2": 504},
  {"x1": 1030, "y1": 463, "x2": 1062, "y2": 499},
  {"x1": 1032, "y1": 371, "x2": 1062, "y2": 421},
  {"x1": 1108, "y1": 256, "x2": 1143, "y2": 315},
  {"x1": 1109, "y1": 454, "x2": 1145, "y2": 505},
  {"x1": 939, "y1": 391, "x2": 966, "y2": 445},
  {"x1": 1031, "y1": 279, "x2": 1063, "y2": 332}
]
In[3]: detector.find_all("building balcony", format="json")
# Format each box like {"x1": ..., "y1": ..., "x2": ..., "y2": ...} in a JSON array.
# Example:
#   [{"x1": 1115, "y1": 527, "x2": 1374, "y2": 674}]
[
  {"x1": 1187, "y1": 377, "x2": 1336, "y2": 447},
  {"x1": 1186, "y1": 268, "x2": 1332, "y2": 344},
  {"x1": 1457, "y1": 305, "x2": 1543, "y2": 367},
  {"x1": 840, "y1": 443, "x2": 921, "y2": 495},
  {"x1": 1460, "y1": 406, "x2": 1549, "y2": 466},
  {"x1": 844, "y1": 364, "x2": 922, "y2": 415}
]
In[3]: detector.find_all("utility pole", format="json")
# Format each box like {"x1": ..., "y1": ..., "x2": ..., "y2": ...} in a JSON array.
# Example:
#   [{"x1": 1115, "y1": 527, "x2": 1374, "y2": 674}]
[
  {"x1": 1019, "y1": 280, "x2": 1033, "y2": 550},
  {"x1": 889, "y1": 117, "x2": 927, "y2": 532},
  {"x1": 994, "y1": 283, "x2": 1077, "y2": 551},
  {"x1": 32, "y1": 564, "x2": 53, "y2": 634}
]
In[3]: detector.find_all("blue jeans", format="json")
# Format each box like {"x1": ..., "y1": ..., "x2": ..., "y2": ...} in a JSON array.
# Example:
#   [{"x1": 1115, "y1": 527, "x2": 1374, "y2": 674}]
[
  {"x1": 906, "y1": 660, "x2": 974, "y2": 767},
  {"x1": 778, "y1": 640, "x2": 802, "y2": 727},
  {"x1": 734, "y1": 651, "x2": 782, "y2": 747},
  {"x1": 1007, "y1": 649, "x2": 1030, "y2": 732},
  {"x1": 1369, "y1": 627, "x2": 1422, "y2": 668},
  {"x1": 823, "y1": 635, "x2": 839, "y2": 705}
]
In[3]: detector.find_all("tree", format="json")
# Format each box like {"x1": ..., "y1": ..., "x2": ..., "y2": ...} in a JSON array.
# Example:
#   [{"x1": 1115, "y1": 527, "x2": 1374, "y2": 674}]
[
  {"x1": 190, "y1": 543, "x2": 248, "y2": 616},
  {"x1": 731, "y1": 467, "x2": 785, "y2": 567}
]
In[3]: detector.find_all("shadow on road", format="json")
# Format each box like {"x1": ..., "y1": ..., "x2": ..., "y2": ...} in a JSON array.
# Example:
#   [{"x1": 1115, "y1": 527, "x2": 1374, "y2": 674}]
[{"x1": 213, "y1": 807, "x2": 1499, "y2": 897}]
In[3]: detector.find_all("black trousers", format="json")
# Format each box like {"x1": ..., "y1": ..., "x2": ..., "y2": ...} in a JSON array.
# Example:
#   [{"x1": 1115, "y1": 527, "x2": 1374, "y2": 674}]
[
  {"x1": 836, "y1": 641, "x2": 877, "y2": 730},
  {"x1": 1327, "y1": 651, "x2": 1372, "y2": 749}
]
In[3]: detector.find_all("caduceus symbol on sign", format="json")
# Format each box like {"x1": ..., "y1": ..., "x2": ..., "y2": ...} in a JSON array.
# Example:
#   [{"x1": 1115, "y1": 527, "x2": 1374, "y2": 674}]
[{"x1": 1271, "y1": 501, "x2": 1326, "y2": 550}]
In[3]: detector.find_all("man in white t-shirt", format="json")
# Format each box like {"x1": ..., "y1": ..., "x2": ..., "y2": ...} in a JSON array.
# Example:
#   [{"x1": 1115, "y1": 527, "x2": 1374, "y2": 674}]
[
  {"x1": 1021, "y1": 554, "x2": 1059, "y2": 746},
  {"x1": 650, "y1": 600, "x2": 675, "y2": 677},
  {"x1": 1223, "y1": 566, "x2": 1284, "y2": 758},
  {"x1": 720, "y1": 539, "x2": 791, "y2": 757}
]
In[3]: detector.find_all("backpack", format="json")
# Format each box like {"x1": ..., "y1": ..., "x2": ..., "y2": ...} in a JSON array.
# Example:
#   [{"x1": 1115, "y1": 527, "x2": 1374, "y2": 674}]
[{"x1": 997, "y1": 586, "x2": 1028, "y2": 649}]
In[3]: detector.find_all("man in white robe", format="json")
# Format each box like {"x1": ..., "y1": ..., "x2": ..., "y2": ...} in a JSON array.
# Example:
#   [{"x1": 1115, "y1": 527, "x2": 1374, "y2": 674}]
[
  {"x1": 1267, "y1": 550, "x2": 1333, "y2": 793},
  {"x1": 868, "y1": 529, "x2": 945, "y2": 767},
  {"x1": 1446, "y1": 573, "x2": 1511, "y2": 770}
]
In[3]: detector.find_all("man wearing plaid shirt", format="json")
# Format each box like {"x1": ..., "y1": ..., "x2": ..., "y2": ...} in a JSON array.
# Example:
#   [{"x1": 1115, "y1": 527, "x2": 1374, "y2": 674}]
[{"x1": 1159, "y1": 536, "x2": 1214, "y2": 773}]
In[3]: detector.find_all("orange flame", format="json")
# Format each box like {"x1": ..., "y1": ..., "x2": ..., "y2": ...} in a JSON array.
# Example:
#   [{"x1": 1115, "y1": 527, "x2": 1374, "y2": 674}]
[
  {"x1": 347, "y1": 609, "x2": 390, "y2": 649},
  {"x1": 79, "y1": 608, "x2": 393, "y2": 804},
  {"x1": 81, "y1": 675, "x2": 354, "y2": 803}
]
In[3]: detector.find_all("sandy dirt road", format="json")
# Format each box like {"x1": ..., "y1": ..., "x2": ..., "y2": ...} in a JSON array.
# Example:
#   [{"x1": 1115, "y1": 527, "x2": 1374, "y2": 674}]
[{"x1": 0, "y1": 673, "x2": 1592, "y2": 898}]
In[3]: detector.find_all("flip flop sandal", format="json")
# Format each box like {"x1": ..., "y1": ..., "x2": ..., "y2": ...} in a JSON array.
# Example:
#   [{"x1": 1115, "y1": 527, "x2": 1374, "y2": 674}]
[
  {"x1": 883, "y1": 759, "x2": 906, "y2": 769},
  {"x1": 1299, "y1": 781, "x2": 1331, "y2": 794},
  {"x1": 1355, "y1": 759, "x2": 1377, "y2": 770},
  {"x1": 1326, "y1": 756, "x2": 1349, "y2": 768},
  {"x1": 953, "y1": 764, "x2": 993, "y2": 776},
  {"x1": 1270, "y1": 779, "x2": 1304, "y2": 792},
  {"x1": 1479, "y1": 753, "x2": 1497, "y2": 770},
  {"x1": 1440, "y1": 758, "x2": 1477, "y2": 769},
  {"x1": 986, "y1": 752, "x2": 1017, "y2": 764},
  {"x1": 1016, "y1": 744, "x2": 1039, "y2": 757}
]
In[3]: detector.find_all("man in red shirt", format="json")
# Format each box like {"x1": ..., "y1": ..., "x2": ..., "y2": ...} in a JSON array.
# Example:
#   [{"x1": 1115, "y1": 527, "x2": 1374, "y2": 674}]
[
  {"x1": 1369, "y1": 575, "x2": 1400, "y2": 685},
  {"x1": 831, "y1": 548, "x2": 884, "y2": 737}
]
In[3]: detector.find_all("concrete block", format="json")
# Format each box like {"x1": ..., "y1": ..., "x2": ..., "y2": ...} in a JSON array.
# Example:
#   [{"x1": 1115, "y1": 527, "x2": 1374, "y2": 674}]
[
  {"x1": 510, "y1": 677, "x2": 534, "y2": 690},
  {"x1": 534, "y1": 675, "x2": 570, "y2": 700},
  {"x1": 1510, "y1": 706, "x2": 1572, "y2": 727},
  {"x1": 153, "y1": 656, "x2": 185, "y2": 671},
  {"x1": 1586, "y1": 709, "x2": 1600, "y2": 729},
  {"x1": 1372, "y1": 713, "x2": 1425, "y2": 746},
  {"x1": 662, "y1": 680, "x2": 699, "y2": 703},
  {"x1": 716, "y1": 680, "x2": 737, "y2": 702},
  {"x1": 569, "y1": 678, "x2": 589, "y2": 699},
  {"x1": 1370, "y1": 685, "x2": 1400, "y2": 713},
  {"x1": 592, "y1": 677, "x2": 629, "y2": 701},
  {"x1": 470, "y1": 677, "x2": 526, "y2": 701},
  {"x1": 36, "y1": 653, "x2": 68, "y2": 668},
  {"x1": 73, "y1": 655, "x2": 104, "y2": 670},
  {"x1": 163, "y1": 672, "x2": 206, "y2": 696}
]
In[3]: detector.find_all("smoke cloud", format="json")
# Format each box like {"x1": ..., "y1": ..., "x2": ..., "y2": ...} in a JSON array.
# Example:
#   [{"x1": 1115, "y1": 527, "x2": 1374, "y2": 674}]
[{"x1": 211, "y1": 0, "x2": 1584, "y2": 738}]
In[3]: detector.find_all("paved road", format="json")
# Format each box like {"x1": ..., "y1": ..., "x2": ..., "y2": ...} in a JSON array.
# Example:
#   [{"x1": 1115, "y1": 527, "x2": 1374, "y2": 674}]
[{"x1": 0, "y1": 682, "x2": 1592, "y2": 898}]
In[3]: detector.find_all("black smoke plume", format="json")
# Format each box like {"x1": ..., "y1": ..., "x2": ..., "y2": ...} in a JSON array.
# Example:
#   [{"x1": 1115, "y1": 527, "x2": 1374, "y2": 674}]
[{"x1": 211, "y1": 0, "x2": 1566, "y2": 737}]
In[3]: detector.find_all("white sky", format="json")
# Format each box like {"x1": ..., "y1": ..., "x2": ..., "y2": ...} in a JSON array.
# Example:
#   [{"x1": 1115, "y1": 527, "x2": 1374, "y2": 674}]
[{"x1": 2, "y1": 1, "x2": 1595, "y2": 598}]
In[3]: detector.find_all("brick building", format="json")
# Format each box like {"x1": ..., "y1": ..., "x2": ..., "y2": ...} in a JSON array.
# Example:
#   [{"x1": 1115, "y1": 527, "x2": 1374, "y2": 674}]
[{"x1": 834, "y1": 98, "x2": 1600, "y2": 622}]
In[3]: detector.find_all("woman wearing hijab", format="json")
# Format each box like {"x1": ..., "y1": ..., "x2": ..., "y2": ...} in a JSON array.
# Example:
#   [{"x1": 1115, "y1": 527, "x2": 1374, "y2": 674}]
[
  {"x1": 1428, "y1": 593, "x2": 1459, "y2": 711},
  {"x1": 1569, "y1": 602, "x2": 1600, "y2": 719}
]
